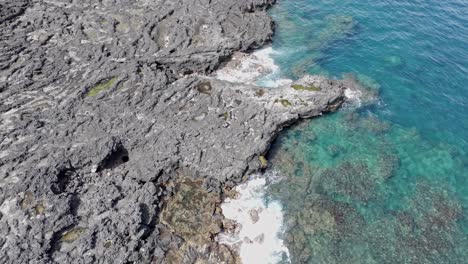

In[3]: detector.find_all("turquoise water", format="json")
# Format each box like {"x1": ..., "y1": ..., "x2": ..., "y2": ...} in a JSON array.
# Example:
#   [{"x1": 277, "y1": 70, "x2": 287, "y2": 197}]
[{"x1": 265, "y1": 0, "x2": 468, "y2": 263}]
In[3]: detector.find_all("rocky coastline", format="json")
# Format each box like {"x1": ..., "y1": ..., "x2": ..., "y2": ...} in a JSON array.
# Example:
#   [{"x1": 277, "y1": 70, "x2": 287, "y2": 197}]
[{"x1": 0, "y1": 0, "x2": 354, "y2": 263}]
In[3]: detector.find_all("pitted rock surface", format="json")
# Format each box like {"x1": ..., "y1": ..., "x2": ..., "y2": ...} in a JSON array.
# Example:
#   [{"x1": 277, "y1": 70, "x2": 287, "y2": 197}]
[{"x1": 0, "y1": 0, "x2": 349, "y2": 263}]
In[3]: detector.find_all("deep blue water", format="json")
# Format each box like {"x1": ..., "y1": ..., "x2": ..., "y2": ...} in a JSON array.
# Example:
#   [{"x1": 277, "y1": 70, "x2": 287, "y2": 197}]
[{"x1": 265, "y1": 0, "x2": 468, "y2": 263}]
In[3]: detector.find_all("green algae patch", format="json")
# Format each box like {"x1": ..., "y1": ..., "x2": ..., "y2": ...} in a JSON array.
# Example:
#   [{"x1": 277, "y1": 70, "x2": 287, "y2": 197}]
[
  {"x1": 259, "y1": 155, "x2": 268, "y2": 168},
  {"x1": 87, "y1": 77, "x2": 118, "y2": 97},
  {"x1": 275, "y1": 99, "x2": 292, "y2": 107},
  {"x1": 220, "y1": 111, "x2": 230, "y2": 121},
  {"x1": 291, "y1": 84, "x2": 321, "y2": 92},
  {"x1": 61, "y1": 227, "x2": 87, "y2": 243},
  {"x1": 21, "y1": 191, "x2": 34, "y2": 210},
  {"x1": 35, "y1": 201, "x2": 45, "y2": 215}
]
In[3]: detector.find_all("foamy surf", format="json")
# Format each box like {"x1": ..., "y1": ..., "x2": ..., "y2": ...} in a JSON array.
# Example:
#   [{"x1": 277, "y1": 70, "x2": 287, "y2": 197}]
[
  {"x1": 217, "y1": 173, "x2": 290, "y2": 264},
  {"x1": 344, "y1": 88, "x2": 363, "y2": 107},
  {"x1": 215, "y1": 47, "x2": 292, "y2": 88}
]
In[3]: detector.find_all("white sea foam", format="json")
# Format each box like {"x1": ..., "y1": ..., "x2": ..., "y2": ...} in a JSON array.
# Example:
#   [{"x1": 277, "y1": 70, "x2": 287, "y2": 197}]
[
  {"x1": 344, "y1": 88, "x2": 363, "y2": 107},
  {"x1": 215, "y1": 47, "x2": 292, "y2": 263},
  {"x1": 257, "y1": 77, "x2": 293, "y2": 88},
  {"x1": 214, "y1": 47, "x2": 296, "y2": 263},
  {"x1": 215, "y1": 47, "x2": 292, "y2": 88},
  {"x1": 217, "y1": 173, "x2": 290, "y2": 264}
]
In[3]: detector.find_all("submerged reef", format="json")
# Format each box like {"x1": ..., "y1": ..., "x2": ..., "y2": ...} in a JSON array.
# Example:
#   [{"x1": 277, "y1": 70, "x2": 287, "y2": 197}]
[
  {"x1": 291, "y1": 15, "x2": 358, "y2": 78},
  {"x1": 267, "y1": 106, "x2": 468, "y2": 263}
]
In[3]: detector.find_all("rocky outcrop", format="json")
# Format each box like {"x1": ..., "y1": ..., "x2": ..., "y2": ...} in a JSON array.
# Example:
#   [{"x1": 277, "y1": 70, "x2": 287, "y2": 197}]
[{"x1": 0, "y1": 0, "x2": 350, "y2": 263}]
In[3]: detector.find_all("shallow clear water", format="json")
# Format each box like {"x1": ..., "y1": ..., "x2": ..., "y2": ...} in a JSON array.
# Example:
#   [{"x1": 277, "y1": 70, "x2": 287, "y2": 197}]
[{"x1": 264, "y1": 0, "x2": 468, "y2": 263}]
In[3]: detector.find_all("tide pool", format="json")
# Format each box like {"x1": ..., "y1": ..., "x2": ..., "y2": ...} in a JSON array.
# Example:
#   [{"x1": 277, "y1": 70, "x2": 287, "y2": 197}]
[{"x1": 263, "y1": 0, "x2": 468, "y2": 263}]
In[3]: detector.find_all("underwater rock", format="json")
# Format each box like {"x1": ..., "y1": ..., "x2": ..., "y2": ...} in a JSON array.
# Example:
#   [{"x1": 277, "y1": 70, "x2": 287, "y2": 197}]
[
  {"x1": 290, "y1": 15, "x2": 358, "y2": 78},
  {"x1": 314, "y1": 161, "x2": 376, "y2": 202},
  {"x1": 267, "y1": 105, "x2": 468, "y2": 263},
  {"x1": 385, "y1": 55, "x2": 403, "y2": 67},
  {"x1": 327, "y1": 144, "x2": 341, "y2": 158},
  {"x1": 281, "y1": 197, "x2": 366, "y2": 264}
]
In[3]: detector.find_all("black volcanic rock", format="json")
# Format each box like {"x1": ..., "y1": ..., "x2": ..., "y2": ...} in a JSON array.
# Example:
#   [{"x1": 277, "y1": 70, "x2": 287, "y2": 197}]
[{"x1": 0, "y1": 0, "x2": 351, "y2": 263}]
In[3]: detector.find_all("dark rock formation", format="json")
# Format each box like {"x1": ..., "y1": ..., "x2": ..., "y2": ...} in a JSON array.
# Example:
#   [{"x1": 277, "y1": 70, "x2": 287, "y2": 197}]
[{"x1": 0, "y1": 0, "x2": 349, "y2": 263}]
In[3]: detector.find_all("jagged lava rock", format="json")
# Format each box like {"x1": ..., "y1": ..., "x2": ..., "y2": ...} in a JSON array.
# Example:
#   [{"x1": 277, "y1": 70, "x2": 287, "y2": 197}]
[{"x1": 0, "y1": 0, "x2": 351, "y2": 263}]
